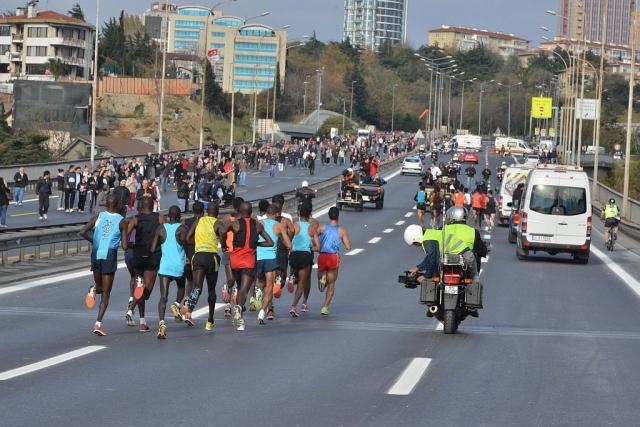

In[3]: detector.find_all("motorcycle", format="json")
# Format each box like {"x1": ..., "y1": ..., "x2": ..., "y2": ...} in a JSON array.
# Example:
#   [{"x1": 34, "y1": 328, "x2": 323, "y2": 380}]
[{"x1": 399, "y1": 253, "x2": 483, "y2": 334}]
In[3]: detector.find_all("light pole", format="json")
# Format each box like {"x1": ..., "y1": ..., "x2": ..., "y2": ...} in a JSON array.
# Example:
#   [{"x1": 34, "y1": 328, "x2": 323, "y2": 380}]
[
  {"x1": 90, "y1": 0, "x2": 100, "y2": 168},
  {"x1": 623, "y1": 11, "x2": 637, "y2": 217},
  {"x1": 455, "y1": 77, "x2": 476, "y2": 132},
  {"x1": 303, "y1": 76, "x2": 310, "y2": 116},
  {"x1": 391, "y1": 83, "x2": 397, "y2": 131},
  {"x1": 592, "y1": 0, "x2": 608, "y2": 203},
  {"x1": 158, "y1": 2, "x2": 169, "y2": 155},
  {"x1": 271, "y1": 25, "x2": 292, "y2": 145},
  {"x1": 414, "y1": 53, "x2": 454, "y2": 137},
  {"x1": 315, "y1": 67, "x2": 323, "y2": 133},
  {"x1": 350, "y1": 80, "x2": 357, "y2": 122},
  {"x1": 478, "y1": 80, "x2": 494, "y2": 136},
  {"x1": 496, "y1": 82, "x2": 522, "y2": 137}
]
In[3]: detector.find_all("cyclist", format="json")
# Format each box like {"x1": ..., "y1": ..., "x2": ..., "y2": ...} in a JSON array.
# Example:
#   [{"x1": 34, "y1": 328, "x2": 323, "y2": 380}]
[{"x1": 602, "y1": 198, "x2": 620, "y2": 244}]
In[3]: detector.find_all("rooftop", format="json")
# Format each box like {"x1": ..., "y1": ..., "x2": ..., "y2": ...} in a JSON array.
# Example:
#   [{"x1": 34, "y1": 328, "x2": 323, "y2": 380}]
[
  {"x1": 0, "y1": 10, "x2": 94, "y2": 29},
  {"x1": 429, "y1": 25, "x2": 528, "y2": 42},
  {"x1": 72, "y1": 136, "x2": 155, "y2": 158}
]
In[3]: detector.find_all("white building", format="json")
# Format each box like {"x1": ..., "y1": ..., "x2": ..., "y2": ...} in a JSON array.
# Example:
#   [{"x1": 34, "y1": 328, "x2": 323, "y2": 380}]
[
  {"x1": 0, "y1": 3, "x2": 95, "y2": 82},
  {"x1": 343, "y1": 0, "x2": 408, "y2": 51}
]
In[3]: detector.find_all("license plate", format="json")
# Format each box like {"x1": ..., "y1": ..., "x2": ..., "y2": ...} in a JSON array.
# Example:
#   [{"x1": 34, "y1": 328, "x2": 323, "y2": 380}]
[
  {"x1": 362, "y1": 196, "x2": 370, "y2": 201},
  {"x1": 530, "y1": 235, "x2": 551, "y2": 242},
  {"x1": 444, "y1": 285, "x2": 458, "y2": 295}
]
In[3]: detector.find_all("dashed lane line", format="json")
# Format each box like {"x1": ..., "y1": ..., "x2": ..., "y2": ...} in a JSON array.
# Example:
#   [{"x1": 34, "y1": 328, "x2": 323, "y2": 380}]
[
  {"x1": 0, "y1": 345, "x2": 106, "y2": 381},
  {"x1": 395, "y1": 220, "x2": 405, "y2": 226},
  {"x1": 387, "y1": 357, "x2": 432, "y2": 395},
  {"x1": 383, "y1": 228, "x2": 394, "y2": 234},
  {"x1": 345, "y1": 248, "x2": 364, "y2": 256},
  {"x1": 592, "y1": 246, "x2": 640, "y2": 298},
  {"x1": 404, "y1": 212, "x2": 414, "y2": 218},
  {"x1": 368, "y1": 237, "x2": 381, "y2": 244}
]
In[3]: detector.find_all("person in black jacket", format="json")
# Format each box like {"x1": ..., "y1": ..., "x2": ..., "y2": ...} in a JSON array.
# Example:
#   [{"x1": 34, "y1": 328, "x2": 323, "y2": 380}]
[
  {"x1": 177, "y1": 175, "x2": 192, "y2": 213},
  {"x1": 36, "y1": 170, "x2": 52, "y2": 220},
  {"x1": 13, "y1": 167, "x2": 28, "y2": 206},
  {"x1": 112, "y1": 179, "x2": 130, "y2": 218},
  {"x1": 63, "y1": 165, "x2": 77, "y2": 212}
]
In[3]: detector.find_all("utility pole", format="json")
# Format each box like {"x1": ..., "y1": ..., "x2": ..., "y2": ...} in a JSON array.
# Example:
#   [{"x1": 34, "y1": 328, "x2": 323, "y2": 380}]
[
  {"x1": 90, "y1": 0, "x2": 99, "y2": 169},
  {"x1": 592, "y1": 0, "x2": 608, "y2": 201},
  {"x1": 350, "y1": 80, "x2": 357, "y2": 122},
  {"x1": 316, "y1": 68, "x2": 323, "y2": 132},
  {"x1": 478, "y1": 85, "x2": 483, "y2": 136},
  {"x1": 623, "y1": 11, "x2": 637, "y2": 218},
  {"x1": 303, "y1": 79, "x2": 308, "y2": 116},
  {"x1": 391, "y1": 84, "x2": 397, "y2": 132},
  {"x1": 158, "y1": 9, "x2": 168, "y2": 155}
]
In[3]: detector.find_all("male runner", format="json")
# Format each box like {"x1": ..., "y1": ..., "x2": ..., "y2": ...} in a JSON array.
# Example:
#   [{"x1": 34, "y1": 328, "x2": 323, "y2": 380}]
[
  {"x1": 220, "y1": 197, "x2": 244, "y2": 317},
  {"x1": 180, "y1": 201, "x2": 205, "y2": 321},
  {"x1": 289, "y1": 201, "x2": 319, "y2": 316},
  {"x1": 181, "y1": 202, "x2": 225, "y2": 330},
  {"x1": 222, "y1": 202, "x2": 273, "y2": 331},
  {"x1": 256, "y1": 204, "x2": 292, "y2": 324},
  {"x1": 81, "y1": 195, "x2": 128, "y2": 336},
  {"x1": 150, "y1": 206, "x2": 186, "y2": 339},
  {"x1": 317, "y1": 207, "x2": 351, "y2": 315},
  {"x1": 271, "y1": 194, "x2": 294, "y2": 300},
  {"x1": 126, "y1": 197, "x2": 164, "y2": 331}
]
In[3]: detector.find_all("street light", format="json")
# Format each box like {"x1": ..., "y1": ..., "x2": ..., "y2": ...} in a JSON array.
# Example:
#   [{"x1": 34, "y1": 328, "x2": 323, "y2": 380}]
[
  {"x1": 350, "y1": 80, "x2": 358, "y2": 123},
  {"x1": 496, "y1": 82, "x2": 522, "y2": 137},
  {"x1": 90, "y1": 0, "x2": 100, "y2": 168},
  {"x1": 246, "y1": 11, "x2": 271, "y2": 22},
  {"x1": 455, "y1": 77, "x2": 477, "y2": 132},
  {"x1": 391, "y1": 83, "x2": 398, "y2": 132}
]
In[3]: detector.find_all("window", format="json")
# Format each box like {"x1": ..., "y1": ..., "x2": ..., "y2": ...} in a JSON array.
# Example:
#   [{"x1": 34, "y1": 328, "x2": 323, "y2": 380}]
[
  {"x1": 174, "y1": 30, "x2": 200, "y2": 39},
  {"x1": 174, "y1": 40, "x2": 198, "y2": 50},
  {"x1": 77, "y1": 30, "x2": 86, "y2": 40},
  {"x1": 234, "y1": 67, "x2": 275, "y2": 77},
  {"x1": 27, "y1": 46, "x2": 48, "y2": 56},
  {"x1": 211, "y1": 31, "x2": 225, "y2": 38},
  {"x1": 175, "y1": 20, "x2": 205, "y2": 28},
  {"x1": 239, "y1": 28, "x2": 274, "y2": 37},
  {"x1": 178, "y1": 8, "x2": 209, "y2": 16},
  {"x1": 77, "y1": 48, "x2": 85, "y2": 59},
  {"x1": 27, "y1": 27, "x2": 48, "y2": 38},
  {"x1": 0, "y1": 45, "x2": 9, "y2": 55},
  {"x1": 236, "y1": 42, "x2": 277, "y2": 52},
  {"x1": 214, "y1": 18, "x2": 244, "y2": 27},
  {"x1": 530, "y1": 185, "x2": 586, "y2": 216},
  {"x1": 26, "y1": 63, "x2": 47, "y2": 74},
  {"x1": 210, "y1": 42, "x2": 225, "y2": 48},
  {"x1": 234, "y1": 55, "x2": 277, "y2": 64},
  {"x1": 0, "y1": 26, "x2": 9, "y2": 37}
]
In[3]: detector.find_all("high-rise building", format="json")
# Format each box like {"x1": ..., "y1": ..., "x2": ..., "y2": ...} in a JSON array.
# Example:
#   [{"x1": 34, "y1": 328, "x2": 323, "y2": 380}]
[
  {"x1": 343, "y1": 0, "x2": 408, "y2": 51},
  {"x1": 557, "y1": 0, "x2": 635, "y2": 45}
]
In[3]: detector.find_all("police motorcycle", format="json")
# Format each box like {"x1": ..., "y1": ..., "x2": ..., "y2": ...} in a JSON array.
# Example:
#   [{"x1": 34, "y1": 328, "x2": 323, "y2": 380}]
[{"x1": 399, "y1": 209, "x2": 484, "y2": 334}]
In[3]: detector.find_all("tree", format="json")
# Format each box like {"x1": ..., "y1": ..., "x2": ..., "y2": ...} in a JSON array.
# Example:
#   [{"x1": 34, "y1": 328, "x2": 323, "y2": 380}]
[
  {"x1": 204, "y1": 62, "x2": 229, "y2": 115},
  {"x1": 0, "y1": 118, "x2": 50, "y2": 165},
  {"x1": 45, "y1": 58, "x2": 70, "y2": 80},
  {"x1": 68, "y1": 3, "x2": 84, "y2": 21}
]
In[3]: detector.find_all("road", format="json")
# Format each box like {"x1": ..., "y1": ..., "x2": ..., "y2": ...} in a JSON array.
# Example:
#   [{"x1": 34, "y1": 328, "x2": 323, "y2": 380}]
[
  {"x1": 2, "y1": 161, "x2": 344, "y2": 229},
  {"x1": 2, "y1": 146, "x2": 640, "y2": 426}
]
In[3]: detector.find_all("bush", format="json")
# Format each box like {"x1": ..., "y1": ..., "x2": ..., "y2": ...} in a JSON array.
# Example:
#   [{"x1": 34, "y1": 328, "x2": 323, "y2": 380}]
[{"x1": 133, "y1": 102, "x2": 145, "y2": 118}]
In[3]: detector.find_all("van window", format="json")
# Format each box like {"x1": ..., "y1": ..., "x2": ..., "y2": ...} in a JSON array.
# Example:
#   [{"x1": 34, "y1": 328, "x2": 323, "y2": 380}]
[{"x1": 530, "y1": 185, "x2": 586, "y2": 216}]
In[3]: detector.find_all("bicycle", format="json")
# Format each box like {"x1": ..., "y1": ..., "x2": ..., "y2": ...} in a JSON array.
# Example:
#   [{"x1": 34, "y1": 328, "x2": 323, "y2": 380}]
[{"x1": 605, "y1": 218, "x2": 619, "y2": 251}]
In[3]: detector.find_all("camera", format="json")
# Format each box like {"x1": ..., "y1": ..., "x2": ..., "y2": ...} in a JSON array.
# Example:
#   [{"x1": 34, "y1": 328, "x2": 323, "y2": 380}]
[{"x1": 398, "y1": 271, "x2": 421, "y2": 289}]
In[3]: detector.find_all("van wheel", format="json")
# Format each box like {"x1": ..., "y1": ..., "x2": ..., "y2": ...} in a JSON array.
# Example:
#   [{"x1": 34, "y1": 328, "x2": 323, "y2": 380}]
[
  {"x1": 574, "y1": 251, "x2": 589, "y2": 264},
  {"x1": 516, "y1": 245, "x2": 529, "y2": 260}
]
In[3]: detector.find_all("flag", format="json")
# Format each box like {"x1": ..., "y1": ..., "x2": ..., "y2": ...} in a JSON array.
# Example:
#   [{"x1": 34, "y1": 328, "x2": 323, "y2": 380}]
[{"x1": 418, "y1": 108, "x2": 429, "y2": 120}]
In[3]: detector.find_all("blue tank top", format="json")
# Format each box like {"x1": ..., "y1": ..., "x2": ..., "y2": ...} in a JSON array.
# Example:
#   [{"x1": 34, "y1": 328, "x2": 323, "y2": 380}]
[
  {"x1": 257, "y1": 218, "x2": 278, "y2": 261},
  {"x1": 416, "y1": 190, "x2": 426, "y2": 204},
  {"x1": 320, "y1": 223, "x2": 341, "y2": 254},
  {"x1": 159, "y1": 223, "x2": 186, "y2": 277},
  {"x1": 93, "y1": 211, "x2": 123, "y2": 259},
  {"x1": 292, "y1": 221, "x2": 312, "y2": 253}
]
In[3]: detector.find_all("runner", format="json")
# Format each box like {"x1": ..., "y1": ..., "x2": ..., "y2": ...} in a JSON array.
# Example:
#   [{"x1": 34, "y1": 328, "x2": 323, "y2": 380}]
[
  {"x1": 150, "y1": 206, "x2": 187, "y2": 339},
  {"x1": 181, "y1": 201, "x2": 205, "y2": 322},
  {"x1": 414, "y1": 183, "x2": 427, "y2": 226},
  {"x1": 271, "y1": 194, "x2": 293, "y2": 302},
  {"x1": 255, "y1": 203, "x2": 292, "y2": 324},
  {"x1": 219, "y1": 197, "x2": 244, "y2": 318},
  {"x1": 289, "y1": 201, "x2": 320, "y2": 317},
  {"x1": 181, "y1": 202, "x2": 225, "y2": 330},
  {"x1": 221, "y1": 202, "x2": 273, "y2": 331},
  {"x1": 81, "y1": 195, "x2": 128, "y2": 336},
  {"x1": 316, "y1": 207, "x2": 351, "y2": 315},
  {"x1": 125, "y1": 197, "x2": 164, "y2": 332}
]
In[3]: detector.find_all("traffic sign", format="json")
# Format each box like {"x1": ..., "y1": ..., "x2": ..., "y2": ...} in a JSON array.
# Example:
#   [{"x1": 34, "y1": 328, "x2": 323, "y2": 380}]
[
  {"x1": 575, "y1": 98, "x2": 599, "y2": 120},
  {"x1": 549, "y1": 128, "x2": 556, "y2": 137},
  {"x1": 534, "y1": 127, "x2": 540, "y2": 136},
  {"x1": 531, "y1": 97, "x2": 553, "y2": 119},
  {"x1": 540, "y1": 128, "x2": 547, "y2": 137}
]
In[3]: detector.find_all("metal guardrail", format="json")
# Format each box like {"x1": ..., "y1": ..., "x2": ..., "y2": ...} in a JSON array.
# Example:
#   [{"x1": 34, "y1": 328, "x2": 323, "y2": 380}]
[
  {"x1": 589, "y1": 178, "x2": 640, "y2": 241},
  {"x1": 0, "y1": 154, "x2": 408, "y2": 266}
]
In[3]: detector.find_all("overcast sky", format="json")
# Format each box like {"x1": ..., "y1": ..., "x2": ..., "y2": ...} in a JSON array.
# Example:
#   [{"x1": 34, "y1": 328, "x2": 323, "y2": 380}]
[{"x1": 11, "y1": 0, "x2": 557, "y2": 48}]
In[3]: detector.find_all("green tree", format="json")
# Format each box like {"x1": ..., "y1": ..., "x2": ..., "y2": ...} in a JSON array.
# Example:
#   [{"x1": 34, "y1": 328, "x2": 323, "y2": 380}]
[
  {"x1": 68, "y1": 3, "x2": 84, "y2": 21},
  {"x1": 204, "y1": 63, "x2": 229, "y2": 115},
  {"x1": 0, "y1": 121, "x2": 50, "y2": 165},
  {"x1": 45, "y1": 58, "x2": 70, "y2": 80}
]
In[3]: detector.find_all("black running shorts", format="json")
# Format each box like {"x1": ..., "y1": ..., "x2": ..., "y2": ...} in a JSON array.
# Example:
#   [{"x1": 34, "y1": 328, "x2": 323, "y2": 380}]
[{"x1": 289, "y1": 251, "x2": 314, "y2": 270}]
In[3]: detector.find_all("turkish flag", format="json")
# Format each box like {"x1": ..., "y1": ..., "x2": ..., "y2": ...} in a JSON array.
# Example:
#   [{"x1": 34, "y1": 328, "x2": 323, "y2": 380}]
[{"x1": 418, "y1": 108, "x2": 430, "y2": 120}]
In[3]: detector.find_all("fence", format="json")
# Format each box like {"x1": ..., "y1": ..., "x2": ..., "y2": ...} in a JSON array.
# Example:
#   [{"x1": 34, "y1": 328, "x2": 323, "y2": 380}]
[{"x1": 97, "y1": 77, "x2": 193, "y2": 97}]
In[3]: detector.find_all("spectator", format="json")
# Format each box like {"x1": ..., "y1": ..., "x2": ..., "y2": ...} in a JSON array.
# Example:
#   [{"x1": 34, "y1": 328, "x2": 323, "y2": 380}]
[
  {"x1": 36, "y1": 170, "x2": 52, "y2": 220},
  {"x1": 13, "y1": 166, "x2": 28, "y2": 206},
  {"x1": 177, "y1": 175, "x2": 192, "y2": 212},
  {"x1": 77, "y1": 175, "x2": 88, "y2": 213},
  {"x1": 112, "y1": 178, "x2": 130, "y2": 217},
  {"x1": 63, "y1": 165, "x2": 77, "y2": 212},
  {"x1": 56, "y1": 169, "x2": 65, "y2": 211},
  {"x1": 0, "y1": 177, "x2": 11, "y2": 228},
  {"x1": 126, "y1": 173, "x2": 137, "y2": 209},
  {"x1": 135, "y1": 178, "x2": 157, "y2": 201},
  {"x1": 95, "y1": 185, "x2": 109, "y2": 213}
]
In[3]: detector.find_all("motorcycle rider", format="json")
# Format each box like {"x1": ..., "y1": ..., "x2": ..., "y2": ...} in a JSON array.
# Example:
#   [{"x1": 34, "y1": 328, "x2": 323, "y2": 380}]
[
  {"x1": 404, "y1": 224, "x2": 441, "y2": 316},
  {"x1": 295, "y1": 180, "x2": 316, "y2": 211},
  {"x1": 602, "y1": 198, "x2": 620, "y2": 244}
]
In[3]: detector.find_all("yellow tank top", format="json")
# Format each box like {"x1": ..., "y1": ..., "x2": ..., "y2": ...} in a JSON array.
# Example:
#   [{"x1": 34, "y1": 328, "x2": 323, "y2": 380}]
[{"x1": 195, "y1": 216, "x2": 219, "y2": 253}]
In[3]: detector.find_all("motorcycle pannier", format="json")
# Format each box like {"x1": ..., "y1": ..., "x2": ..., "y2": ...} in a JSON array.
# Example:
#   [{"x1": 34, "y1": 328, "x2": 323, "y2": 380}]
[
  {"x1": 420, "y1": 281, "x2": 437, "y2": 304},
  {"x1": 465, "y1": 282, "x2": 483, "y2": 308}
]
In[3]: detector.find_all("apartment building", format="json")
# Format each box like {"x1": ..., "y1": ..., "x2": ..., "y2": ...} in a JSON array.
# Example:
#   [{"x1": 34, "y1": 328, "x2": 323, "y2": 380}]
[
  {"x1": 343, "y1": 0, "x2": 408, "y2": 51},
  {"x1": 0, "y1": 3, "x2": 94, "y2": 82},
  {"x1": 557, "y1": 0, "x2": 635, "y2": 46},
  {"x1": 428, "y1": 25, "x2": 530, "y2": 58}
]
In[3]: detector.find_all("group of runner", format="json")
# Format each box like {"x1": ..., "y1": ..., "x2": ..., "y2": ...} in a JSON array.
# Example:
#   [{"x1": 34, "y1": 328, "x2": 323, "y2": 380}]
[{"x1": 80, "y1": 192, "x2": 351, "y2": 338}]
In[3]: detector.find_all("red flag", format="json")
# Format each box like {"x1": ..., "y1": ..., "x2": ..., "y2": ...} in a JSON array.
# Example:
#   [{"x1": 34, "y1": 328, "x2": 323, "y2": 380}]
[{"x1": 418, "y1": 108, "x2": 430, "y2": 120}]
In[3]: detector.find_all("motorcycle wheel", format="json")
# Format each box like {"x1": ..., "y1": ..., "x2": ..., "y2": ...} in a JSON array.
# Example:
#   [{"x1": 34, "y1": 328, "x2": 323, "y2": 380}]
[{"x1": 443, "y1": 309, "x2": 457, "y2": 334}]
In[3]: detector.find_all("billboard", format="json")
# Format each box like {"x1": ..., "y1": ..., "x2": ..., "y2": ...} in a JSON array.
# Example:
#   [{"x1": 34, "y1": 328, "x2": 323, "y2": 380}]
[
  {"x1": 531, "y1": 97, "x2": 553, "y2": 119},
  {"x1": 13, "y1": 80, "x2": 91, "y2": 134}
]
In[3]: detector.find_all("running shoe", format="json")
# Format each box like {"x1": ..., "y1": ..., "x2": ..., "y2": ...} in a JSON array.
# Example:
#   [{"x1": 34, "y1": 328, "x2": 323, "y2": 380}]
[
  {"x1": 125, "y1": 310, "x2": 135, "y2": 327},
  {"x1": 273, "y1": 282, "x2": 282, "y2": 299},
  {"x1": 92, "y1": 323, "x2": 107, "y2": 336},
  {"x1": 255, "y1": 288, "x2": 263, "y2": 309},
  {"x1": 127, "y1": 299, "x2": 135, "y2": 316},
  {"x1": 236, "y1": 317, "x2": 245, "y2": 331},
  {"x1": 184, "y1": 313, "x2": 195, "y2": 327},
  {"x1": 267, "y1": 309, "x2": 275, "y2": 320},
  {"x1": 180, "y1": 302, "x2": 190, "y2": 317},
  {"x1": 258, "y1": 309, "x2": 266, "y2": 325},
  {"x1": 224, "y1": 303, "x2": 232, "y2": 318},
  {"x1": 232, "y1": 304, "x2": 242, "y2": 326},
  {"x1": 287, "y1": 275, "x2": 295, "y2": 294},
  {"x1": 231, "y1": 286, "x2": 238, "y2": 305},
  {"x1": 85, "y1": 286, "x2": 96, "y2": 309},
  {"x1": 301, "y1": 303, "x2": 309, "y2": 313},
  {"x1": 318, "y1": 275, "x2": 327, "y2": 292},
  {"x1": 320, "y1": 306, "x2": 329, "y2": 316},
  {"x1": 170, "y1": 302, "x2": 182, "y2": 323},
  {"x1": 157, "y1": 321, "x2": 167, "y2": 339},
  {"x1": 289, "y1": 306, "x2": 299, "y2": 318},
  {"x1": 139, "y1": 323, "x2": 150, "y2": 332},
  {"x1": 221, "y1": 283, "x2": 230, "y2": 303},
  {"x1": 205, "y1": 320, "x2": 215, "y2": 331},
  {"x1": 249, "y1": 296, "x2": 258, "y2": 311}
]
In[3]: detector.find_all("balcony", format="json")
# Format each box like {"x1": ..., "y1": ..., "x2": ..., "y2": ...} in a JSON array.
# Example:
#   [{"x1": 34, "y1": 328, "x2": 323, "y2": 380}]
[
  {"x1": 50, "y1": 37, "x2": 85, "y2": 48},
  {"x1": 58, "y1": 56, "x2": 85, "y2": 66},
  {"x1": 10, "y1": 52, "x2": 22, "y2": 62},
  {"x1": 12, "y1": 33, "x2": 23, "y2": 43}
]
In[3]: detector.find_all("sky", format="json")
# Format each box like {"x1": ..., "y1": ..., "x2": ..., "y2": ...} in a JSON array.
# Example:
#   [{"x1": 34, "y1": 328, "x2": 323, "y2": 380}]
[{"x1": 9, "y1": 0, "x2": 558, "y2": 48}]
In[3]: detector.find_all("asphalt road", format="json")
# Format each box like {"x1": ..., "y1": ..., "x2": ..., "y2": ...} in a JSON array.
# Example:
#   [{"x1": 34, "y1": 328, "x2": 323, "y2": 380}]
[
  {"x1": 3, "y1": 161, "x2": 346, "y2": 229},
  {"x1": 2, "y1": 146, "x2": 640, "y2": 426}
]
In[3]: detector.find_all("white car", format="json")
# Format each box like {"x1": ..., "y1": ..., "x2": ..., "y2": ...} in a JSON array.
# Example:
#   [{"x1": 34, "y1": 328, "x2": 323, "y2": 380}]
[
  {"x1": 401, "y1": 157, "x2": 424, "y2": 175},
  {"x1": 525, "y1": 155, "x2": 539, "y2": 165}
]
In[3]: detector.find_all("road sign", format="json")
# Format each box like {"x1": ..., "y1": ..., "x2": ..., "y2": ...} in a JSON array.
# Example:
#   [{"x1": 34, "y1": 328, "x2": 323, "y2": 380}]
[
  {"x1": 531, "y1": 97, "x2": 553, "y2": 119},
  {"x1": 534, "y1": 127, "x2": 540, "y2": 136},
  {"x1": 549, "y1": 128, "x2": 556, "y2": 137},
  {"x1": 575, "y1": 98, "x2": 599, "y2": 120},
  {"x1": 207, "y1": 49, "x2": 220, "y2": 61},
  {"x1": 540, "y1": 128, "x2": 547, "y2": 137}
]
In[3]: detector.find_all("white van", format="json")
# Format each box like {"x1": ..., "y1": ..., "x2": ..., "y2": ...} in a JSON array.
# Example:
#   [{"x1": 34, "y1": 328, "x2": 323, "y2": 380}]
[
  {"x1": 495, "y1": 137, "x2": 533, "y2": 155},
  {"x1": 498, "y1": 165, "x2": 533, "y2": 224},
  {"x1": 516, "y1": 164, "x2": 591, "y2": 264},
  {"x1": 449, "y1": 134, "x2": 481, "y2": 152}
]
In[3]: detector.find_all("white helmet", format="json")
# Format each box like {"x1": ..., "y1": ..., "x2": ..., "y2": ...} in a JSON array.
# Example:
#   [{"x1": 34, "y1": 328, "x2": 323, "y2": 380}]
[
  {"x1": 403, "y1": 224, "x2": 423, "y2": 246},
  {"x1": 301, "y1": 180, "x2": 309, "y2": 187}
]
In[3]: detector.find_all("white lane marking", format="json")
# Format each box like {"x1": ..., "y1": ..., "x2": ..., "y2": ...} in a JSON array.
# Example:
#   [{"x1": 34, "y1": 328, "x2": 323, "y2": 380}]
[
  {"x1": 383, "y1": 228, "x2": 394, "y2": 234},
  {"x1": 481, "y1": 256, "x2": 489, "y2": 263},
  {"x1": 387, "y1": 357, "x2": 432, "y2": 395},
  {"x1": 0, "y1": 262, "x2": 127, "y2": 296},
  {"x1": 592, "y1": 246, "x2": 640, "y2": 298},
  {"x1": 404, "y1": 212, "x2": 414, "y2": 218},
  {"x1": 345, "y1": 248, "x2": 364, "y2": 256},
  {"x1": 191, "y1": 303, "x2": 226, "y2": 319},
  {"x1": 9, "y1": 195, "x2": 60, "y2": 206},
  {"x1": 395, "y1": 220, "x2": 405, "y2": 226},
  {"x1": 385, "y1": 169, "x2": 402, "y2": 180},
  {"x1": 0, "y1": 346, "x2": 106, "y2": 381},
  {"x1": 435, "y1": 322, "x2": 444, "y2": 331},
  {"x1": 368, "y1": 237, "x2": 382, "y2": 244},
  {"x1": 312, "y1": 263, "x2": 318, "y2": 269}
]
